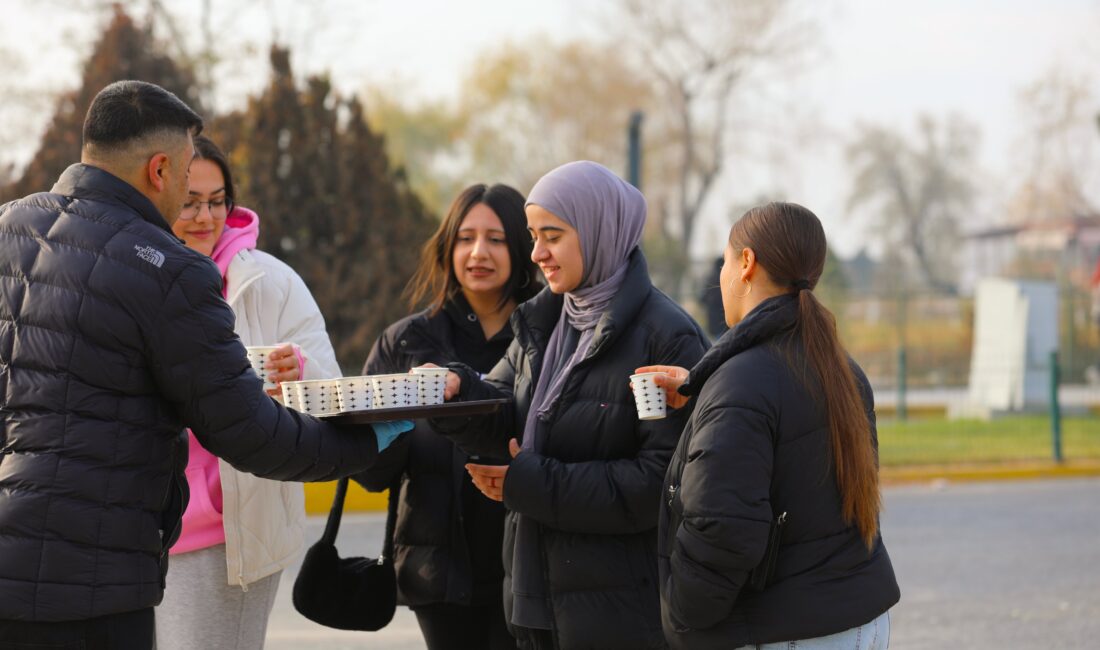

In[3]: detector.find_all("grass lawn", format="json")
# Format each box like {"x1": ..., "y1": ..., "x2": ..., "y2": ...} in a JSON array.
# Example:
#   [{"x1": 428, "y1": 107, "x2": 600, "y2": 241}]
[{"x1": 878, "y1": 416, "x2": 1100, "y2": 466}]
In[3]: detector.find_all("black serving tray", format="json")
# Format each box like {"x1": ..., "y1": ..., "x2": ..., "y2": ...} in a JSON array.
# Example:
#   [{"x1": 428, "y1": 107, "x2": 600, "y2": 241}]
[{"x1": 318, "y1": 398, "x2": 510, "y2": 424}]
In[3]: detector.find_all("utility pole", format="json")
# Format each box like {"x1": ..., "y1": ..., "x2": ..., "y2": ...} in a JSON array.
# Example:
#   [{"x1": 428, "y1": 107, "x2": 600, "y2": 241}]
[{"x1": 627, "y1": 110, "x2": 644, "y2": 189}]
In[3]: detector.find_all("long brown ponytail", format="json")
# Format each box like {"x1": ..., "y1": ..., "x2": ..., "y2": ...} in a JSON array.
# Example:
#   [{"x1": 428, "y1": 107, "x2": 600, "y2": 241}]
[{"x1": 730, "y1": 202, "x2": 881, "y2": 549}]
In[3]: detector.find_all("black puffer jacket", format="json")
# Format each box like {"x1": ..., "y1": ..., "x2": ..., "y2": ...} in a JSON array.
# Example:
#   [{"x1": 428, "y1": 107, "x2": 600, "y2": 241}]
[
  {"x1": 433, "y1": 251, "x2": 709, "y2": 650},
  {"x1": 658, "y1": 294, "x2": 900, "y2": 649},
  {"x1": 0, "y1": 165, "x2": 382, "y2": 622},
  {"x1": 354, "y1": 297, "x2": 510, "y2": 608}
]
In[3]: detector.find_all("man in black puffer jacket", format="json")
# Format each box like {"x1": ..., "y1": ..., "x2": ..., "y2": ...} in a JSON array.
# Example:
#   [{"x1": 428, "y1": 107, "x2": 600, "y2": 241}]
[{"x1": 0, "y1": 81, "x2": 400, "y2": 647}]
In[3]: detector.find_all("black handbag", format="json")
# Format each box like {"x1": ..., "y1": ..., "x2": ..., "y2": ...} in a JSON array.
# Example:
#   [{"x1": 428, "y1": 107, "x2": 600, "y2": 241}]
[{"x1": 292, "y1": 477, "x2": 400, "y2": 631}]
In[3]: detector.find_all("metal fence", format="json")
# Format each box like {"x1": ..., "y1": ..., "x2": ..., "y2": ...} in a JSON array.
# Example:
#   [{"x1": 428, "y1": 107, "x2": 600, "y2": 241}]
[{"x1": 678, "y1": 269, "x2": 1100, "y2": 466}]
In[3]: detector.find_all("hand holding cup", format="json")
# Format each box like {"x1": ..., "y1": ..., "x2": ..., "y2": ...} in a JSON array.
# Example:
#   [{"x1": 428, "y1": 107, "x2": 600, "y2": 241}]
[
  {"x1": 413, "y1": 363, "x2": 462, "y2": 401},
  {"x1": 264, "y1": 343, "x2": 301, "y2": 395},
  {"x1": 633, "y1": 365, "x2": 691, "y2": 410}
]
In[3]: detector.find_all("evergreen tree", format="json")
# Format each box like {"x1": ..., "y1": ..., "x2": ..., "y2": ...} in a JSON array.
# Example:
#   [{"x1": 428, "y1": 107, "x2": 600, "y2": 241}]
[
  {"x1": 218, "y1": 47, "x2": 436, "y2": 370},
  {"x1": 0, "y1": 6, "x2": 201, "y2": 202}
]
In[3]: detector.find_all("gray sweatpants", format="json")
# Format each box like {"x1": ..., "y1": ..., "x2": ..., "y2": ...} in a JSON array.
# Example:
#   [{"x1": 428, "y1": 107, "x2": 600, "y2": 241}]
[{"x1": 155, "y1": 544, "x2": 281, "y2": 650}]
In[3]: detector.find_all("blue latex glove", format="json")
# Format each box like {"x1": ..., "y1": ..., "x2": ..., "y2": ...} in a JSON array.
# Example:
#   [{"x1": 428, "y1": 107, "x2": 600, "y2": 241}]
[{"x1": 370, "y1": 420, "x2": 414, "y2": 452}]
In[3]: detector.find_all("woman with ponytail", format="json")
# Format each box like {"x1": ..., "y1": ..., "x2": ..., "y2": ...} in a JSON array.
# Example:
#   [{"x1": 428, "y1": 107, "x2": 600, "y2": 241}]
[{"x1": 641, "y1": 202, "x2": 899, "y2": 649}]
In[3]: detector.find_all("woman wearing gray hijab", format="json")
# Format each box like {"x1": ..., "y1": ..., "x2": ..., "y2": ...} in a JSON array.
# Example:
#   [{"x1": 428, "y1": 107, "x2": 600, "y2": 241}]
[{"x1": 430, "y1": 161, "x2": 709, "y2": 650}]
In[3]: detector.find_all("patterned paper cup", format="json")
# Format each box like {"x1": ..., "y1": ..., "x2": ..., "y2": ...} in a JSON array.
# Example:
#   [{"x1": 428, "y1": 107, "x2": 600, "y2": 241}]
[
  {"x1": 336, "y1": 376, "x2": 373, "y2": 413},
  {"x1": 245, "y1": 345, "x2": 280, "y2": 391},
  {"x1": 629, "y1": 372, "x2": 667, "y2": 421},
  {"x1": 296, "y1": 379, "x2": 339, "y2": 415},
  {"x1": 370, "y1": 373, "x2": 418, "y2": 409},
  {"x1": 280, "y1": 381, "x2": 303, "y2": 410},
  {"x1": 411, "y1": 367, "x2": 449, "y2": 406}
]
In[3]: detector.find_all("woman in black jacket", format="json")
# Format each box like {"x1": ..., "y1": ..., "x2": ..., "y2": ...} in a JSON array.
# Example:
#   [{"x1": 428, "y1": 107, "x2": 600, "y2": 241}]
[
  {"x1": 432, "y1": 161, "x2": 709, "y2": 650},
  {"x1": 354, "y1": 184, "x2": 539, "y2": 650},
  {"x1": 641, "y1": 202, "x2": 899, "y2": 650}
]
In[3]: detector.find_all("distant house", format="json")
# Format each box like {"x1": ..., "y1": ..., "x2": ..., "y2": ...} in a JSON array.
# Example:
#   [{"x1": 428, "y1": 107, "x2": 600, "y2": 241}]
[{"x1": 961, "y1": 213, "x2": 1100, "y2": 295}]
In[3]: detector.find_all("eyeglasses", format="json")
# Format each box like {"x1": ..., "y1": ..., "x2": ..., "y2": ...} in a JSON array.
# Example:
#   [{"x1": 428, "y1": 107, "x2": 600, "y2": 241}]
[{"x1": 179, "y1": 198, "x2": 231, "y2": 221}]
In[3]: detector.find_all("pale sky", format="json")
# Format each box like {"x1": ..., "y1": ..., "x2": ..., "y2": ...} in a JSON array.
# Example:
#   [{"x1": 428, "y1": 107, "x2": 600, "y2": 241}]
[{"x1": 1, "y1": 0, "x2": 1097, "y2": 257}]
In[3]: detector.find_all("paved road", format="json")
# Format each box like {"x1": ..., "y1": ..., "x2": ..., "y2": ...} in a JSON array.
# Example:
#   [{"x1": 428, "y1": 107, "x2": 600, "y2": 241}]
[{"x1": 266, "y1": 478, "x2": 1100, "y2": 649}]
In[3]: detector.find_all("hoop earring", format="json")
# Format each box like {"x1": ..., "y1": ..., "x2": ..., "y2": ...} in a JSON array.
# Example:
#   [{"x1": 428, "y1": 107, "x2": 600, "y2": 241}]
[
  {"x1": 519, "y1": 271, "x2": 531, "y2": 289},
  {"x1": 736, "y1": 279, "x2": 752, "y2": 298}
]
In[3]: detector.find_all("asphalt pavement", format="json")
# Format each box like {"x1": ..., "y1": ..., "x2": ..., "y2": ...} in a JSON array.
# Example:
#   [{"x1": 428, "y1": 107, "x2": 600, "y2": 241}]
[{"x1": 265, "y1": 477, "x2": 1100, "y2": 649}]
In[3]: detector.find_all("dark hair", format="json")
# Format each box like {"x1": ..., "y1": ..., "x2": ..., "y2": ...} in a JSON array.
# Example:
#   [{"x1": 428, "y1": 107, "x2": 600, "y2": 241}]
[
  {"x1": 406, "y1": 184, "x2": 540, "y2": 313},
  {"x1": 191, "y1": 135, "x2": 235, "y2": 210},
  {"x1": 729, "y1": 202, "x2": 881, "y2": 549},
  {"x1": 82, "y1": 80, "x2": 203, "y2": 150}
]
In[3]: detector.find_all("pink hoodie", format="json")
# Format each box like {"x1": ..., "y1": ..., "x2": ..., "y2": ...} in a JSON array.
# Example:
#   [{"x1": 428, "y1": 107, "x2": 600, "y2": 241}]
[{"x1": 172, "y1": 207, "x2": 259, "y2": 555}]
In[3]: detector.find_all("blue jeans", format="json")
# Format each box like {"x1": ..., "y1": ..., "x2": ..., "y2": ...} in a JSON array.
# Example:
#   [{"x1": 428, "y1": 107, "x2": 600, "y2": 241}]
[{"x1": 737, "y1": 611, "x2": 891, "y2": 650}]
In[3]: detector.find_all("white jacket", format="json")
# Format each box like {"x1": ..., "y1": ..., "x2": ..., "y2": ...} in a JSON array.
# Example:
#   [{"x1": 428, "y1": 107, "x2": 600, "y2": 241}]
[{"x1": 219, "y1": 248, "x2": 341, "y2": 587}]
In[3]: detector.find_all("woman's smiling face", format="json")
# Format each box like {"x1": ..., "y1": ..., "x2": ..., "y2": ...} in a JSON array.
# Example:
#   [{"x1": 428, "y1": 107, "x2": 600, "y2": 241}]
[
  {"x1": 526, "y1": 204, "x2": 583, "y2": 294},
  {"x1": 173, "y1": 158, "x2": 228, "y2": 257}
]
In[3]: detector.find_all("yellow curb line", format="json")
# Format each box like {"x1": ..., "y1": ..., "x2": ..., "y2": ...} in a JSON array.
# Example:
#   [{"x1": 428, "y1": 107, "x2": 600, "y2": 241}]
[
  {"x1": 304, "y1": 480, "x2": 389, "y2": 514},
  {"x1": 881, "y1": 461, "x2": 1100, "y2": 485},
  {"x1": 305, "y1": 462, "x2": 1100, "y2": 513}
]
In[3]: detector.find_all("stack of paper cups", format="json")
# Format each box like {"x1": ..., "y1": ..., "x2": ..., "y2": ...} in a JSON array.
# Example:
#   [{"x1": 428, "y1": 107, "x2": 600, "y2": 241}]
[
  {"x1": 297, "y1": 379, "x2": 338, "y2": 415},
  {"x1": 336, "y1": 376, "x2": 373, "y2": 413},
  {"x1": 411, "y1": 367, "x2": 449, "y2": 405},
  {"x1": 371, "y1": 374, "x2": 418, "y2": 409},
  {"x1": 280, "y1": 381, "x2": 303, "y2": 410}
]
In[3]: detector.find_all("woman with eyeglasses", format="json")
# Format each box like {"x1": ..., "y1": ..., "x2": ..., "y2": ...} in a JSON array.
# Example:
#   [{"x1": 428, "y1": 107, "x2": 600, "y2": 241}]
[{"x1": 155, "y1": 135, "x2": 342, "y2": 650}]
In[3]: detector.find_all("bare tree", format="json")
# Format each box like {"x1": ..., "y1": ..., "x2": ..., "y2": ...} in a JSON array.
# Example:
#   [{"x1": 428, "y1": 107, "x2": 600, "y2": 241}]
[
  {"x1": 456, "y1": 40, "x2": 660, "y2": 190},
  {"x1": 1008, "y1": 66, "x2": 1099, "y2": 222},
  {"x1": 846, "y1": 115, "x2": 980, "y2": 295},
  {"x1": 612, "y1": 0, "x2": 814, "y2": 293}
]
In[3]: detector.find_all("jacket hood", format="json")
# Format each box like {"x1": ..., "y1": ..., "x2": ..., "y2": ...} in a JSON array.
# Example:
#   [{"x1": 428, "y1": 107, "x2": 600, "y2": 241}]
[
  {"x1": 211, "y1": 206, "x2": 260, "y2": 281},
  {"x1": 680, "y1": 293, "x2": 799, "y2": 396}
]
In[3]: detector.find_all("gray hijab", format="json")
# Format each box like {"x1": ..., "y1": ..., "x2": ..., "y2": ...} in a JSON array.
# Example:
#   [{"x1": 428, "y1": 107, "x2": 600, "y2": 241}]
[{"x1": 522, "y1": 160, "x2": 646, "y2": 451}]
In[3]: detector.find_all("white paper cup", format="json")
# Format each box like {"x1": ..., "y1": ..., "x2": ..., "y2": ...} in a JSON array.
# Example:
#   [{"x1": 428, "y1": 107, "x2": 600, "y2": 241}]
[
  {"x1": 296, "y1": 379, "x2": 339, "y2": 415},
  {"x1": 245, "y1": 345, "x2": 280, "y2": 391},
  {"x1": 629, "y1": 372, "x2": 667, "y2": 420},
  {"x1": 336, "y1": 376, "x2": 373, "y2": 413},
  {"x1": 371, "y1": 374, "x2": 418, "y2": 409},
  {"x1": 411, "y1": 367, "x2": 448, "y2": 406},
  {"x1": 280, "y1": 381, "x2": 303, "y2": 410}
]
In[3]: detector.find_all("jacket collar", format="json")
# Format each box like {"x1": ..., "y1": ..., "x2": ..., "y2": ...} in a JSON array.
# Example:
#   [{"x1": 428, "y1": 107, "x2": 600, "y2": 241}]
[
  {"x1": 513, "y1": 248, "x2": 652, "y2": 361},
  {"x1": 51, "y1": 164, "x2": 173, "y2": 234},
  {"x1": 224, "y1": 249, "x2": 265, "y2": 306},
  {"x1": 680, "y1": 293, "x2": 799, "y2": 396}
]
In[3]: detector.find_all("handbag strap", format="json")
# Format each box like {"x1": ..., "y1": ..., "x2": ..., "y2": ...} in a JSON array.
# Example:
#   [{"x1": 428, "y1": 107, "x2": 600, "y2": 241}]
[
  {"x1": 380, "y1": 478, "x2": 400, "y2": 562},
  {"x1": 321, "y1": 477, "x2": 350, "y2": 545},
  {"x1": 320, "y1": 476, "x2": 402, "y2": 560}
]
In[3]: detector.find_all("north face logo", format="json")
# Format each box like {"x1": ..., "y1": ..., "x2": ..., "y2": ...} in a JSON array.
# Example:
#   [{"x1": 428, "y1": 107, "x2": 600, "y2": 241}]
[{"x1": 134, "y1": 245, "x2": 165, "y2": 268}]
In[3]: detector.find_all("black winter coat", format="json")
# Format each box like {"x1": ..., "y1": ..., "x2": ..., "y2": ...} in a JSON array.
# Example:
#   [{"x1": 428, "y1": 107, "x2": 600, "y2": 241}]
[
  {"x1": 433, "y1": 251, "x2": 709, "y2": 650},
  {"x1": 354, "y1": 297, "x2": 510, "y2": 608},
  {"x1": 0, "y1": 165, "x2": 382, "y2": 622},
  {"x1": 658, "y1": 294, "x2": 900, "y2": 649}
]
